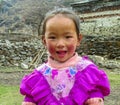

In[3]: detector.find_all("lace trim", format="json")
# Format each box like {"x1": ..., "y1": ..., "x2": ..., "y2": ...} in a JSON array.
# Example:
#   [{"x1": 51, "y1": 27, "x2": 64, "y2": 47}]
[
  {"x1": 36, "y1": 58, "x2": 94, "y2": 73},
  {"x1": 76, "y1": 58, "x2": 94, "y2": 71}
]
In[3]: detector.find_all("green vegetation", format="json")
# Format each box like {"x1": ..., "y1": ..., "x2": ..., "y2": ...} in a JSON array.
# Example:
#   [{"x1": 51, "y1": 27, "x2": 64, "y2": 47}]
[
  {"x1": 0, "y1": 85, "x2": 23, "y2": 105},
  {"x1": 0, "y1": 66, "x2": 23, "y2": 72},
  {"x1": 107, "y1": 71, "x2": 120, "y2": 87},
  {"x1": 105, "y1": 71, "x2": 120, "y2": 105}
]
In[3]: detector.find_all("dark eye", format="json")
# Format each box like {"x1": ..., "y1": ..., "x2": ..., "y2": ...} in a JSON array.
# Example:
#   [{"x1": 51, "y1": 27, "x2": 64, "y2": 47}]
[
  {"x1": 66, "y1": 35, "x2": 73, "y2": 39},
  {"x1": 48, "y1": 36, "x2": 56, "y2": 39}
]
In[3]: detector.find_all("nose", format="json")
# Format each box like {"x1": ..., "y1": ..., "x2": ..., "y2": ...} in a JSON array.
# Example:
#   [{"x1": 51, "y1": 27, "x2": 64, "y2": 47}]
[{"x1": 56, "y1": 39, "x2": 65, "y2": 48}]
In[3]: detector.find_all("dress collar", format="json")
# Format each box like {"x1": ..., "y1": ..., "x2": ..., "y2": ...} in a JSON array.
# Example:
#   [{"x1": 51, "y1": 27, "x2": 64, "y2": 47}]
[{"x1": 47, "y1": 53, "x2": 81, "y2": 69}]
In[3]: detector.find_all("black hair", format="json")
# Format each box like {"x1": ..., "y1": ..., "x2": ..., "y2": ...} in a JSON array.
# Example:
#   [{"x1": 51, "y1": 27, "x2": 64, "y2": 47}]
[{"x1": 41, "y1": 8, "x2": 80, "y2": 37}]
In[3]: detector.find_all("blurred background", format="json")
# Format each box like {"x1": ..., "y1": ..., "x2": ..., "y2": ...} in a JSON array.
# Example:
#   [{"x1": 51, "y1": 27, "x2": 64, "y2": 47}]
[{"x1": 0, "y1": 0, "x2": 120, "y2": 104}]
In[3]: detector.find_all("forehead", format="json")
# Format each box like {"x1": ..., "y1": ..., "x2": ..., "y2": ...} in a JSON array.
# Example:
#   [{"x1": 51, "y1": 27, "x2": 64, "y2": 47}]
[
  {"x1": 47, "y1": 14, "x2": 73, "y2": 22},
  {"x1": 46, "y1": 14, "x2": 76, "y2": 29}
]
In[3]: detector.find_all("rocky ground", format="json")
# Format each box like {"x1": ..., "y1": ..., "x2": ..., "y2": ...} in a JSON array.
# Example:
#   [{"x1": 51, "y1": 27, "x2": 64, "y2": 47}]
[{"x1": 104, "y1": 86, "x2": 120, "y2": 105}]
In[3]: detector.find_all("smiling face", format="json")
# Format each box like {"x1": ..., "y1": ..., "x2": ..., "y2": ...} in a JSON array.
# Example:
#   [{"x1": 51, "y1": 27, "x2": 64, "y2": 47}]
[{"x1": 42, "y1": 14, "x2": 81, "y2": 63}]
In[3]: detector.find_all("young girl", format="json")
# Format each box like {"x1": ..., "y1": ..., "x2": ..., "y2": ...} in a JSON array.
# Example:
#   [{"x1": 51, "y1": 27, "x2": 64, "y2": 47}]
[{"x1": 20, "y1": 8, "x2": 110, "y2": 105}]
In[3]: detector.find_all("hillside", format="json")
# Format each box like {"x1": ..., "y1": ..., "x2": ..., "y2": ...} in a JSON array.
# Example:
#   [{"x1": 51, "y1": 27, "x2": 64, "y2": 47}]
[{"x1": 0, "y1": 0, "x2": 75, "y2": 37}]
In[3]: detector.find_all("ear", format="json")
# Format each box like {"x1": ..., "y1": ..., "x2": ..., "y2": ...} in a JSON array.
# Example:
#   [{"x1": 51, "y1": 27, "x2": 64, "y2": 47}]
[
  {"x1": 77, "y1": 34, "x2": 82, "y2": 47},
  {"x1": 42, "y1": 35, "x2": 46, "y2": 46}
]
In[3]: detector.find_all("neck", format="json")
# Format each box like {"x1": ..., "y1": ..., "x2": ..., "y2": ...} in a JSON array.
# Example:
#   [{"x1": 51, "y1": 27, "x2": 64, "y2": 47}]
[
  {"x1": 47, "y1": 53, "x2": 81, "y2": 69},
  {"x1": 49, "y1": 53, "x2": 76, "y2": 63}
]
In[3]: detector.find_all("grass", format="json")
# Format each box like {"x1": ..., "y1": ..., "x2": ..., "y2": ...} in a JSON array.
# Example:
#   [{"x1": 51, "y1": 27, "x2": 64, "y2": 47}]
[
  {"x1": 106, "y1": 71, "x2": 120, "y2": 87},
  {"x1": 0, "y1": 66, "x2": 22, "y2": 72},
  {"x1": 0, "y1": 66, "x2": 24, "y2": 105},
  {"x1": 0, "y1": 85, "x2": 23, "y2": 105},
  {"x1": 104, "y1": 71, "x2": 120, "y2": 105}
]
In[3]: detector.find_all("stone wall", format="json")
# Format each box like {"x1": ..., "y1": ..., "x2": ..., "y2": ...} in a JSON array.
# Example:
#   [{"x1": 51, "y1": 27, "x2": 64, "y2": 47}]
[
  {"x1": 0, "y1": 11, "x2": 120, "y2": 67},
  {"x1": 78, "y1": 12, "x2": 120, "y2": 59},
  {"x1": 77, "y1": 35, "x2": 120, "y2": 59},
  {"x1": 0, "y1": 39, "x2": 45, "y2": 67},
  {"x1": 80, "y1": 16, "x2": 120, "y2": 36},
  {"x1": 0, "y1": 34, "x2": 119, "y2": 67}
]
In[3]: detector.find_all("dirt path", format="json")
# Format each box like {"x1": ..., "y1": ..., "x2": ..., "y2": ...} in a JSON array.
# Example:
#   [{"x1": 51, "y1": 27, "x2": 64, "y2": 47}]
[
  {"x1": 0, "y1": 71, "x2": 31, "y2": 85},
  {"x1": 104, "y1": 86, "x2": 120, "y2": 105}
]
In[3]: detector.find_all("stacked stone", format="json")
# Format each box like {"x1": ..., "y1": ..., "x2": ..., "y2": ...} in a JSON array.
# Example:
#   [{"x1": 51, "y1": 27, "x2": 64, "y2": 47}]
[
  {"x1": 0, "y1": 39, "x2": 45, "y2": 67},
  {"x1": 80, "y1": 17, "x2": 120, "y2": 36},
  {"x1": 78, "y1": 35, "x2": 120, "y2": 59},
  {"x1": 0, "y1": 35, "x2": 120, "y2": 67}
]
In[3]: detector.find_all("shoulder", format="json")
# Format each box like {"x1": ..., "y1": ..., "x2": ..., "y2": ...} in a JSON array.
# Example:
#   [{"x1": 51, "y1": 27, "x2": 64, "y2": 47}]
[
  {"x1": 20, "y1": 70, "x2": 41, "y2": 94},
  {"x1": 76, "y1": 56, "x2": 107, "y2": 81},
  {"x1": 76, "y1": 56, "x2": 97, "y2": 71},
  {"x1": 21, "y1": 70, "x2": 41, "y2": 85},
  {"x1": 20, "y1": 64, "x2": 49, "y2": 95},
  {"x1": 20, "y1": 63, "x2": 48, "y2": 86},
  {"x1": 74, "y1": 56, "x2": 110, "y2": 96},
  {"x1": 76, "y1": 56, "x2": 108, "y2": 78},
  {"x1": 20, "y1": 64, "x2": 58, "y2": 103}
]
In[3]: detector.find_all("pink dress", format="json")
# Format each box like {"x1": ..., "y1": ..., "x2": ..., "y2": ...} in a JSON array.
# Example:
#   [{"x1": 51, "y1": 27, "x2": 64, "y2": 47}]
[{"x1": 20, "y1": 53, "x2": 110, "y2": 105}]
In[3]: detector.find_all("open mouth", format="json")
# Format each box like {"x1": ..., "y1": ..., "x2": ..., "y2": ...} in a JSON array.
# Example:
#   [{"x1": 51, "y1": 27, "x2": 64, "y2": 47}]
[{"x1": 56, "y1": 51, "x2": 67, "y2": 57}]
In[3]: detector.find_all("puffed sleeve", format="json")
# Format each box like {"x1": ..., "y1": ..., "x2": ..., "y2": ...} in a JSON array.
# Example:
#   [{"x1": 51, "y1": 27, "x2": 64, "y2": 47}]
[
  {"x1": 69, "y1": 64, "x2": 110, "y2": 105},
  {"x1": 20, "y1": 70, "x2": 60, "y2": 105},
  {"x1": 85, "y1": 65, "x2": 110, "y2": 98}
]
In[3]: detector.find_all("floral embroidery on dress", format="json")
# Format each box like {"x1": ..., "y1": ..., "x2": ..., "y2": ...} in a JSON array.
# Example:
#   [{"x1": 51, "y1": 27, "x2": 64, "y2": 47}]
[
  {"x1": 37, "y1": 65, "x2": 77, "y2": 99},
  {"x1": 51, "y1": 69, "x2": 58, "y2": 79},
  {"x1": 44, "y1": 67, "x2": 51, "y2": 75},
  {"x1": 69, "y1": 67, "x2": 77, "y2": 75},
  {"x1": 76, "y1": 58, "x2": 93, "y2": 71}
]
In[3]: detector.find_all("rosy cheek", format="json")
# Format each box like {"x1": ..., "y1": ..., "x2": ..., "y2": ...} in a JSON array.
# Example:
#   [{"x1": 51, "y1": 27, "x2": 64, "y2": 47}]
[
  {"x1": 68, "y1": 45, "x2": 76, "y2": 52},
  {"x1": 48, "y1": 46, "x2": 56, "y2": 53}
]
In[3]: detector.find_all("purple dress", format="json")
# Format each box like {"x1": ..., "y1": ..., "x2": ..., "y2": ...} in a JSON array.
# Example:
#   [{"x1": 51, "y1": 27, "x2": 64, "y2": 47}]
[{"x1": 20, "y1": 55, "x2": 110, "y2": 105}]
